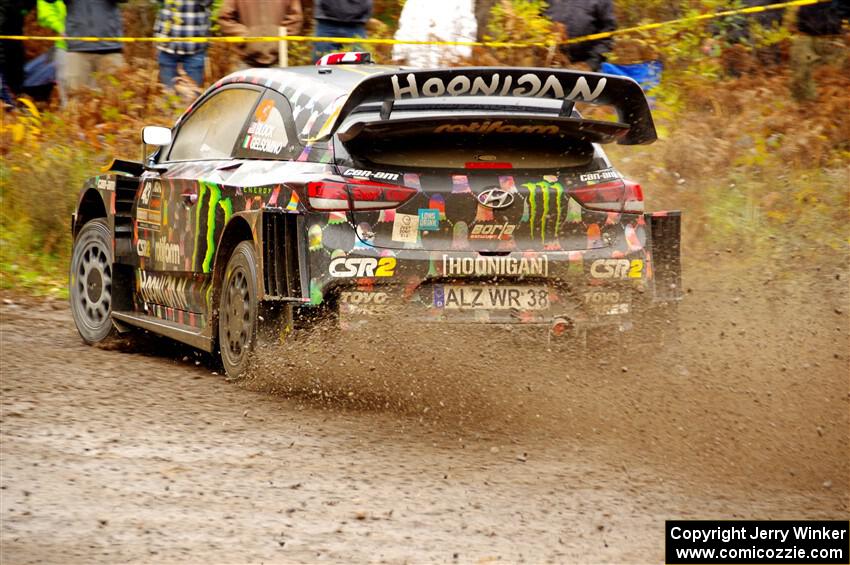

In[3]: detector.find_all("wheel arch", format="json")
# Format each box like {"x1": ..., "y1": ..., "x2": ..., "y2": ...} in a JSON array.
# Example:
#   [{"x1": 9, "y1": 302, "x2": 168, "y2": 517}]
[
  {"x1": 210, "y1": 214, "x2": 259, "y2": 322},
  {"x1": 73, "y1": 189, "x2": 109, "y2": 239}
]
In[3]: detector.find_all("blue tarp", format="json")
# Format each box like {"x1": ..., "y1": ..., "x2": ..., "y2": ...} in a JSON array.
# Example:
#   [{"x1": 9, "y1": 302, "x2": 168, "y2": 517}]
[{"x1": 600, "y1": 60, "x2": 663, "y2": 93}]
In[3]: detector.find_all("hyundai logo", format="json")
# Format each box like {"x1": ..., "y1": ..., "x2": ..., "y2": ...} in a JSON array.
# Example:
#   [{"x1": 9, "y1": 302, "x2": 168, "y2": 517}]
[{"x1": 477, "y1": 188, "x2": 515, "y2": 210}]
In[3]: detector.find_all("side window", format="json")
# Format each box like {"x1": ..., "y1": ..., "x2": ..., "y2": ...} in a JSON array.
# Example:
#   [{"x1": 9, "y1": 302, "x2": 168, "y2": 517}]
[
  {"x1": 233, "y1": 91, "x2": 302, "y2": 161},
  {"x1": 168, "y1": 88, "x2": 261, "y2": 161}
]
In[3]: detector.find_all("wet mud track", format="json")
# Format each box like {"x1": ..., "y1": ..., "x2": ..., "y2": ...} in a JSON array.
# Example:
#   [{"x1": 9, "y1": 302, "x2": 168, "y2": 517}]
[{"x1": 1, "y1": 258, "x2": 848, "y2": 563}]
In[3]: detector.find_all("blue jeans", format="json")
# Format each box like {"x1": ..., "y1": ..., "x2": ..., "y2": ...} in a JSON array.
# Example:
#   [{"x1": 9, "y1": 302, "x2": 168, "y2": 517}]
[
  {"x1": 158, "y1": 50, "x2": 206, "y2": 88},
  {"x1": 312, "y1": 20, "x2": 367, "y2": 63}
]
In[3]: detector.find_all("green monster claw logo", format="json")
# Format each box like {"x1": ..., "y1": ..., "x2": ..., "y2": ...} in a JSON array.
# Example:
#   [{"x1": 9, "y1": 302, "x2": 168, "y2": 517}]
[
  {"x1": 193, "y1": 181, "x2": 233, "y2": 274},
  {"x1": 523, "y1": 180, "x2": 564, "y2": 244}
]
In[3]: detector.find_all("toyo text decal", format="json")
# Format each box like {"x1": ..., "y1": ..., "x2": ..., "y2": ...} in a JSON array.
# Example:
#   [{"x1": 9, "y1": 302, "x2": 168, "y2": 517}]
[
  {"x1": 391, "y1": 73, "x2": 607, "y2": 102},
  {"x1": 523, "y1": 179, "x2": 564, "y2": 245}
]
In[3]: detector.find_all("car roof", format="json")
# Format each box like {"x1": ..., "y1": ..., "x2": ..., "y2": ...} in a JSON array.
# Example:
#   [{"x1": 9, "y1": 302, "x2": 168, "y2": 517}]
[
  {"x1": 195, "y1": 64, "x2": 657, "y2": 146},
  {"x1": 206, "y1": 64, "x2": 410, "y2": 142}
]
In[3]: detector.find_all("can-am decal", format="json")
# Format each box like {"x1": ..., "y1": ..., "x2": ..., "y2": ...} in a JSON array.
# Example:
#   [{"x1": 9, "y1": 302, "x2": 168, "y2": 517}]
[
  {"x1": 442, "y1": 255, "x2": 548, "y2": 277},
  {"x1": 391, "y1": 73, "x2": 607, "y2": 102},
  {"x1": 342, "y1": 168, "x2": 400, "y2": 181},
  {"x1": 579, "y1": 168, "x2": 620, "y2": 182}
]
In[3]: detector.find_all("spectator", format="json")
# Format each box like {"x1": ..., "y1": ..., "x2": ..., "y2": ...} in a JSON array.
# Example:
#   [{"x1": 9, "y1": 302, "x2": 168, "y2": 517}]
[
  {"x1": 312, "y1": 0, "x2": 372, "y2": 62},
  {"x1": 218, "y1": 0, "x2": 303, "y2": 68},
  {"x1": 545, "y1": 0, "x2": 616, "y2": 71},
  {"x1": 474, "y1": 0, "x2": 497, "y2": 41},
  {"x1": 48, "y1": 0, "x2": 125, "y2": 92},
  {"x1": 153, "y1": 0, "x2": 212, "y2": 90},
  {"x1": 392, "y1": 0, "x2": 476, "y2": 68},
  {"x1": 791, "y1": 0, "x2": 849, "y2": 101},
  {"x1": 36, "y1": 0, "x2": 67, "y2": 104},
  {"x1": 797, "y1": 0, "x2": 846, "y2": 36},
  {"x1": 0, "y1": 0, "x2": 36, "y2": 104}
]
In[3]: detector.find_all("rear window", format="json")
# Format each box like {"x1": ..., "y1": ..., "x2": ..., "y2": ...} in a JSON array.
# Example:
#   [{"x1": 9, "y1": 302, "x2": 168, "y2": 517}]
[{"x1": 348, "y1": 133, "x2": 597, "y2": 169}]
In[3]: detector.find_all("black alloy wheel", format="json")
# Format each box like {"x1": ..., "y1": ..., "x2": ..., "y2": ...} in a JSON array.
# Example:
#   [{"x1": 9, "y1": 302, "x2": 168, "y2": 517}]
[
  {"x1": 218, "y1": 241, "x2": 259, "y2": 378},
  {"x1": 69, "y1": 219, "x2": 116, "y2": 344}
]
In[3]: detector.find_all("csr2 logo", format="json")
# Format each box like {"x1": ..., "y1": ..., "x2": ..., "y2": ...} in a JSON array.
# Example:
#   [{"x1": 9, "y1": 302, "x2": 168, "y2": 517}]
[
  {"x1": 590, "y1": 259, "x2": 644, "y2": 279},
  {"x1": 329, "y1": 257, "x2": 396, "y2": 278}
]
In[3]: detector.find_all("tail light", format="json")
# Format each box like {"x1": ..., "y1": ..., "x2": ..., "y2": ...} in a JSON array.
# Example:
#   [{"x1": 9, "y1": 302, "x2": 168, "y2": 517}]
[
  {"x1": 570, "y1": 179, "x2": 644, "y2": 213},
  {"x1": 306, "y1": 177, "x2": 418, "y2": 211}
]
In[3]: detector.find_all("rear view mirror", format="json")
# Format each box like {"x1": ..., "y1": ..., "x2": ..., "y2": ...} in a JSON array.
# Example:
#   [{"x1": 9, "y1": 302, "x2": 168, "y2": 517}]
[{"x1": 142, "y1": 126, "x2": 172, "y2": 146}]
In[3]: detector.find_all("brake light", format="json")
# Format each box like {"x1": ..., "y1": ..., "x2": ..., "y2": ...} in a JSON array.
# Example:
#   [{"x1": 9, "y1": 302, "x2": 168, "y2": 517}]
[
  {"x1": 306, "y1": 178, "x2": 417, "y2": 211},
  {"x1": 570, "y1": 179, "x2": 644, "y2": 213}
]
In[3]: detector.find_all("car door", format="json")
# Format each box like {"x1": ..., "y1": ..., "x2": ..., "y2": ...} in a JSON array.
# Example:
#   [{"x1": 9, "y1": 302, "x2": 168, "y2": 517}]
[{"x1": 133, "y1": 85, "x2": 262, "y2": 323}]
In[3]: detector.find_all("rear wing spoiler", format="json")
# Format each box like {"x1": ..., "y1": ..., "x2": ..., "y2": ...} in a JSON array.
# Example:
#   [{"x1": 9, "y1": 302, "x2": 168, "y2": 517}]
[
  {"x1": 316, "y1": 67, "x2": 657, "y2": 145},
  {"x1": 337, "y1": 114, "x2": 632, "y2": 147}
]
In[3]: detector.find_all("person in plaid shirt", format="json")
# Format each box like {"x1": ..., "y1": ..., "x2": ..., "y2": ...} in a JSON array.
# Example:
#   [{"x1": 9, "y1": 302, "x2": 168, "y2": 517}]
[{"x1": 154, "y1": 0, "x2": 212, "y2": 88}]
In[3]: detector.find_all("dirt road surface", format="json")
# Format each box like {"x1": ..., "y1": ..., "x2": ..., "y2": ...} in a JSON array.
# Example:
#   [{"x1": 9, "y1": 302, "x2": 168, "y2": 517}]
[{"x1": 1, "y1": 256, "x2": 848, "y2": 563}]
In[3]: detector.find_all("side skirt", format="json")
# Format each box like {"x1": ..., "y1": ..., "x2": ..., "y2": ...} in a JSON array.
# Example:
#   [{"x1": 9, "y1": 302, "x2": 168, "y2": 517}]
[{"x1": 111, "y1": 311, "x2": 214, "y2": 352}]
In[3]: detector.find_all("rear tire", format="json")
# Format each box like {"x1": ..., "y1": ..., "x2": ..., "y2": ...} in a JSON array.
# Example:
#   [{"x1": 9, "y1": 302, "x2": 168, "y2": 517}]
[
  {"x1": 69, "y1": 219, "x2": 118, "y2": 344},
  {"x1": 218, "y1": 241, "x2": 259, "y2": 378}
]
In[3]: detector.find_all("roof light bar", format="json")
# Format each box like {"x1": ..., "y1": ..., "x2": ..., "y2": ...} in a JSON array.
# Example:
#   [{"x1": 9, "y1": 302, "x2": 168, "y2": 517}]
[{"x1": 316, "y1": 52, "x2": 372, "y2": 66}]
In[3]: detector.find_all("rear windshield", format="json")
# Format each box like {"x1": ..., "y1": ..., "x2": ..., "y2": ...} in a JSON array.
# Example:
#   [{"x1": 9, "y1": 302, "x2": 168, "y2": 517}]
[{"x1": 345, "y1": 133, "x2": 597, "y2": 169}]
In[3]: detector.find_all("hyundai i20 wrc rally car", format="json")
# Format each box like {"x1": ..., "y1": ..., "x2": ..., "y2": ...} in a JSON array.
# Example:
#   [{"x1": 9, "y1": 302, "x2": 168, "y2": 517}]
[{"x1": 69, "y1": 56, "x2": 682, "y2": 377}]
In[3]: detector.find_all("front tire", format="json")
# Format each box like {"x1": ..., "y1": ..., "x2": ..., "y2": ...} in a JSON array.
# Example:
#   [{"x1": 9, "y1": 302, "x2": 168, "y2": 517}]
[
  {"x1": 218, "y1": 241, "x2": 259, "y2": 378},
  {"x1": 69, "y1": 219, "x2": 117, "y2": 344}
]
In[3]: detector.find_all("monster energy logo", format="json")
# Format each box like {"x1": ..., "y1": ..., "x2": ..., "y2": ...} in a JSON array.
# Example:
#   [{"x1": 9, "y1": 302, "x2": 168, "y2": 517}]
[
  {"x1": 192, "y1": 181, "x2": 233, "y2": 274},
  {"x1": 523, "y1": 180, "x2": 564, "y2": 244}
]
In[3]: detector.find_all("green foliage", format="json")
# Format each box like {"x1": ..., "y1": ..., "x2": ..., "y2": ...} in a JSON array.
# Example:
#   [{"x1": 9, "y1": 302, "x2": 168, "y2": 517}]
[
  {"x1": 482, "y1": 0, "x2": 563, "y2": 66},
  {"x1": 486, "y1": 0, "x2": 554, "y2": 44}
]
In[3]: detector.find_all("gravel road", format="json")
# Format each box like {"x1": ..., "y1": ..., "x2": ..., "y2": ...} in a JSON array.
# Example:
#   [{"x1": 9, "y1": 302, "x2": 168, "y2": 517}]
[{"x1": 1, "y1": 256, "x2": 847, "y2": 564}]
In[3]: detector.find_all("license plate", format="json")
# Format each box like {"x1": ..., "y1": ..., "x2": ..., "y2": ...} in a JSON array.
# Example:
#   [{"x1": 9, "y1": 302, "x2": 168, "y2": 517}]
[{"x1": 436, "y1": 285, "x2": 550, "y2": 310}]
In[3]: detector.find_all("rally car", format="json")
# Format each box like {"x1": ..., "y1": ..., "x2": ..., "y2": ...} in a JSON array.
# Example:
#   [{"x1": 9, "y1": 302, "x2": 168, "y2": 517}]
[{"x1": 69, "y1": 56, "x2": 682, "y2": 377}]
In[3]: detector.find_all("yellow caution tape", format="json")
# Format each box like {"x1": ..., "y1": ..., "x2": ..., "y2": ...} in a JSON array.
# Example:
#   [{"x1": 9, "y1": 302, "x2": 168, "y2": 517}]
[{"x1": 0, "y1": 0, "x2": 831, "y2": 48}]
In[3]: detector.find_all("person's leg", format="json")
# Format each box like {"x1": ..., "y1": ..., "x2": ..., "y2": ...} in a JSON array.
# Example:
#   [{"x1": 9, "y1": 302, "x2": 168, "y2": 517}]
[
  {"x1": 158, "y1": 50, "x2": 180, "y2": 88},
  {"x1": 96, "y1": 52, "x2": 125, "y2": 80},
  {"x1": 312, "y1": 20, "x2": 339, "y2": 62},
  {"x1": 313, "y1": 21, "x2": 368, "y2": 61},
  {"x1": 180, "y1": 50, "x2": 206, "y2": 87},
  {"x1": 53, "y1": 48, "x2": 69, "y2": 106},
  {"x1": 63, "y1": 51, "x2": 90, "y2": 92}
]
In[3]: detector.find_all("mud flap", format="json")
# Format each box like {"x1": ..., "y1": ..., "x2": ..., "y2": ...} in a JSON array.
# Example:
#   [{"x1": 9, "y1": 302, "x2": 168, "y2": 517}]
[{"x1": 646, "y1": 211, "x2": 683, "y2": 304}]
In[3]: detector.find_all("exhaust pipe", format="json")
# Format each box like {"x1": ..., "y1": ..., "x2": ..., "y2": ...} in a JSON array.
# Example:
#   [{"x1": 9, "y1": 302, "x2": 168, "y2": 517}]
[{"x1": 550, "y1": 317, "x2": 573, "y2": 338}]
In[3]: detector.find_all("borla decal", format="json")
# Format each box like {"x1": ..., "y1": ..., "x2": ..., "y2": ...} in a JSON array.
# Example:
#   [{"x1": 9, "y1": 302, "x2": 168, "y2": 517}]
[
  {"x1": 442, "y1": 255, "x2": 549, "y2": 276},
  {"x1": 391, "y1": 73, "x2": 607, "y2": 102}
]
